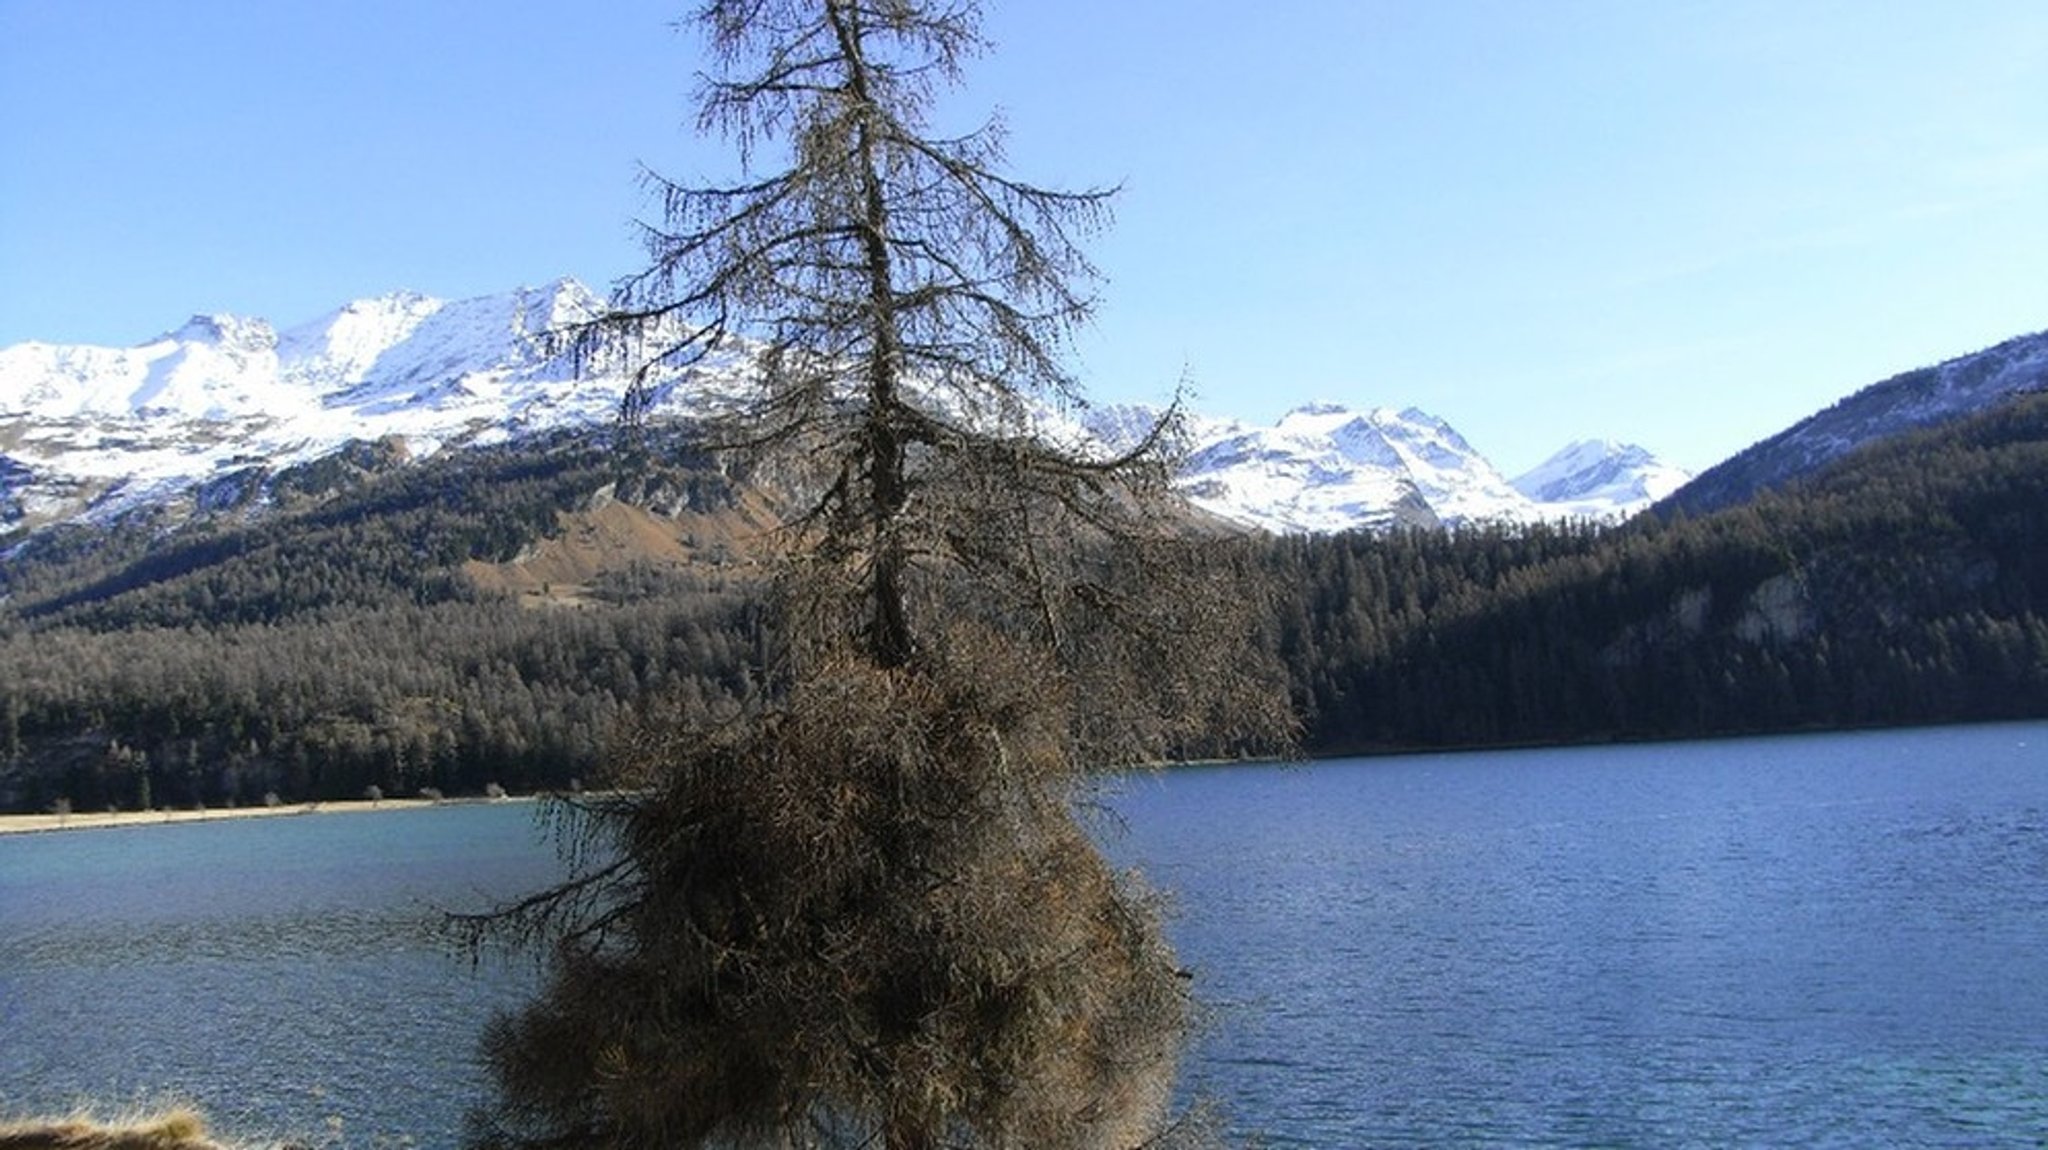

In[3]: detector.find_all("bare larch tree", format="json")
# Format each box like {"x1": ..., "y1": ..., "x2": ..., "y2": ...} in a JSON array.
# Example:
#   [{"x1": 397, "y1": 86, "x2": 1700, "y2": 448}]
[{"x1": 462, "y1": 2, "x2": 1293, "y2": 1148}]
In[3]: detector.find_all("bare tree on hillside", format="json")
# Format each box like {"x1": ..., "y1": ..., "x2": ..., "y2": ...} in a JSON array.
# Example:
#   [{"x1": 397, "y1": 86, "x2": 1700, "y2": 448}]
[{"x1": 463, "y1": 3, "x2": 1294, "y2": 1148}]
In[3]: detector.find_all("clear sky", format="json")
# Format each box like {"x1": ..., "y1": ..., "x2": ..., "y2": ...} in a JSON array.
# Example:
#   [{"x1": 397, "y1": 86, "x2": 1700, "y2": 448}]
[{"x1": 4, "y1": 1, "x2": 2046, "y2": 474}]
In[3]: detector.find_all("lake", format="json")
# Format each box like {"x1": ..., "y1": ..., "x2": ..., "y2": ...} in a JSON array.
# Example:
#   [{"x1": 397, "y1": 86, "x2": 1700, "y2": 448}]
[{"x1": 3, "y1": 723, "x2": 2045, "y2": 1147}]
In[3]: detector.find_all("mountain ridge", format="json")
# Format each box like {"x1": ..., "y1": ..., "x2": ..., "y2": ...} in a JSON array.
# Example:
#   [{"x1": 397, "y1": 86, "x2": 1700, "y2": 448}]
[
  {"x1": 1660, "y1": 325, "x2": 2048, "y2": 517},
  {"x1": 1, "y1": 279, "x2": 1682, "y2": 540}
]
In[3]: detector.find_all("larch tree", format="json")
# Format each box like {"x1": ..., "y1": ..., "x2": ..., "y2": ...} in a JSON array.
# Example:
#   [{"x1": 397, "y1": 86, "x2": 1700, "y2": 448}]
[{"x1": 461, "y1": 2, "x2": 1293, "y2": 1148}]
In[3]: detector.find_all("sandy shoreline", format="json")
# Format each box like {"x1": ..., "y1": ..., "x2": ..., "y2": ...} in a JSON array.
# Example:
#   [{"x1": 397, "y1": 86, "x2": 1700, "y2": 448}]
[{"x1": 0, "y1": 796, "x2": 514, "y2": 835}]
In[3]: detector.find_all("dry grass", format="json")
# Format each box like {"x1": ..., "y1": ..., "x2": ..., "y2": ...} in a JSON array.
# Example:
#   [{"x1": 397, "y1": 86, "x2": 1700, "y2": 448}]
[
  {"x1": 461, "y1": 494, "x2": 778, "y2": 607},
  {"x1": 0, "y1": 1107, "x2": 226, "y2": 1150}
]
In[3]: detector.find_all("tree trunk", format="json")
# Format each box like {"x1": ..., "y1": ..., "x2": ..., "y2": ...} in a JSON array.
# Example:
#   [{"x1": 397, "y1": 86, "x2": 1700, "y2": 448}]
[{"x1": 830, "y1": 0, "x2": 915, "y2": 669}]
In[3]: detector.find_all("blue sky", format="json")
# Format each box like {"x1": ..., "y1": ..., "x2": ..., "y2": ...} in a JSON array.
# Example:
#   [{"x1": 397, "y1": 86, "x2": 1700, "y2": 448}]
[{"x1": 4, "y1": 1, "x2": 2046, "y2": 474}]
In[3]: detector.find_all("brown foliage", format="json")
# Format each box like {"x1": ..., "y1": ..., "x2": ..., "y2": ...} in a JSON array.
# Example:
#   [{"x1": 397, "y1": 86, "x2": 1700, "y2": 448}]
[{"x1": 471, "y1": 646, "x2": 1201, "y2": 1149}]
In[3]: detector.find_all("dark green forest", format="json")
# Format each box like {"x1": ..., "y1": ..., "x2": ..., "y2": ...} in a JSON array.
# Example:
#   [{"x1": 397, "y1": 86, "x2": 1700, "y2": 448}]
[
  {"x1": 6, "y1": 394, "x2": 2048, "y2": 814},
  {"x1": 0, "y1": 429, "x2": 767, "y2": 813},
  {"x1": 1278, "y1": 391, "x2": 2048, "y2": 750}
]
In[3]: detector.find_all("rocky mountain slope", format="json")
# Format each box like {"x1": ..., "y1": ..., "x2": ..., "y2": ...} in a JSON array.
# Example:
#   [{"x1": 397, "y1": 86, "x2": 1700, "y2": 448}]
[
  {"x1": 1, "y1": 280, "x2": 1683, "y2": 541},
  {"x1": 1661, "y1": 326, "x2": 2048, "y2": 517}
]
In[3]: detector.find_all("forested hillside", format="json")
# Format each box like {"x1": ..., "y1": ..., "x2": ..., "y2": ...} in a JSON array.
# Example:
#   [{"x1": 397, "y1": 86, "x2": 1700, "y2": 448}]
[
  {"x1": 0, "y1": 427, "x2": 769, "y2": 812},
  {"x1": 1279, "y1": 391, "x2": 2048, "y2": 750},
  {"x1": 5, "y1": 394, "x2": 2047, "y2": 814}
]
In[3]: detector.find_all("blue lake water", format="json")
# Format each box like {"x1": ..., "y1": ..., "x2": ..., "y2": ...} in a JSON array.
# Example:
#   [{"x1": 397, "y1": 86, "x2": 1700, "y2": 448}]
[{"x1": 3, "y1": 723, "x2": 2045, "y2": 1147}]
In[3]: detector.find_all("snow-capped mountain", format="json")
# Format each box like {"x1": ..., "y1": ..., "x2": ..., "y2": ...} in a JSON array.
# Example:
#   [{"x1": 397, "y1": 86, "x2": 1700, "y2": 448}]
[
  {"x1": 0, "y1": 279, "x2": 742, "y2": 533},
  {"x1": 1510, "y1": 439, "x2": 1691, "y2": 520},
  {"x1": 1151, "y1": 404, "x2": 1528, "y2": 533},
  {"x1": 1663, "y1": 326, "x2": 2048, "y2": 517},
  {"x1": 1069, "y1": 403, "x2": 1683, "y2": 533},
  {"x1": 0, "y1": 279, "x2": 1680, "y2": 539}
]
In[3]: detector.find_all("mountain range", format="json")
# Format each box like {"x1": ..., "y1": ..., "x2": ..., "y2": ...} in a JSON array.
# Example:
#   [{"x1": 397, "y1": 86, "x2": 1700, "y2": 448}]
[
  {"x1": 6, "y1": 285, "x2": 2047, "y2": 811},
  {"x1": 0, "y1": 279, "x2": 1686, "y2": 541}
]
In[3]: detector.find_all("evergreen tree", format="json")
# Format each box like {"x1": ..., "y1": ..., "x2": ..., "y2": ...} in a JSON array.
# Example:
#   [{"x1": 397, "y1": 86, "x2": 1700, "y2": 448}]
[{"x1": 463, "y1": 4, "x2": 1291, "y2": 1149}]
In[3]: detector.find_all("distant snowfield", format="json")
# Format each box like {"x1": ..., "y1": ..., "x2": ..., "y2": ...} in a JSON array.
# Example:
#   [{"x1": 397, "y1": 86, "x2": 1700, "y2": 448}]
[{"x1": 0, "y1": 279, "x2": 1687, "y2": 537}]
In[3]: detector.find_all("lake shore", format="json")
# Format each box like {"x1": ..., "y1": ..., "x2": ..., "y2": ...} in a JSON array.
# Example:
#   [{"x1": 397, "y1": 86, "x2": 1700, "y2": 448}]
[{"x1": 0, "y1": 795, "x2": 522, "y2": 836}]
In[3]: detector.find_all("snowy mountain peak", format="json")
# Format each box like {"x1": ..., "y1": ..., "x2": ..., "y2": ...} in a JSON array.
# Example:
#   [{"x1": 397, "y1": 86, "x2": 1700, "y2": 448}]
[
  {"x1": 1181, "y1": 403, "x2": 1537, "y2": 534},
  {"x1": 279, "y1": 291, "x2": 448, "y2": 387},
  {"x1": 1076, "y1": 401, "x2": 1182, "y2": 456},
  {"x1": 530, "y1": 276, "x2": 605, "y2": 324},
  {"x1": 1287, "y1": 400, "x2": 1351, "y2": 419},
  {"x1": 1511, "y1": 439, "x2": 1689, "y2": 518},
  {"x1": 1394, "y1": 405, "x2": 1453, "y2": 433},
  {"x1": 163, "y1": 312, "x2": 278, "y2": 353}
]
